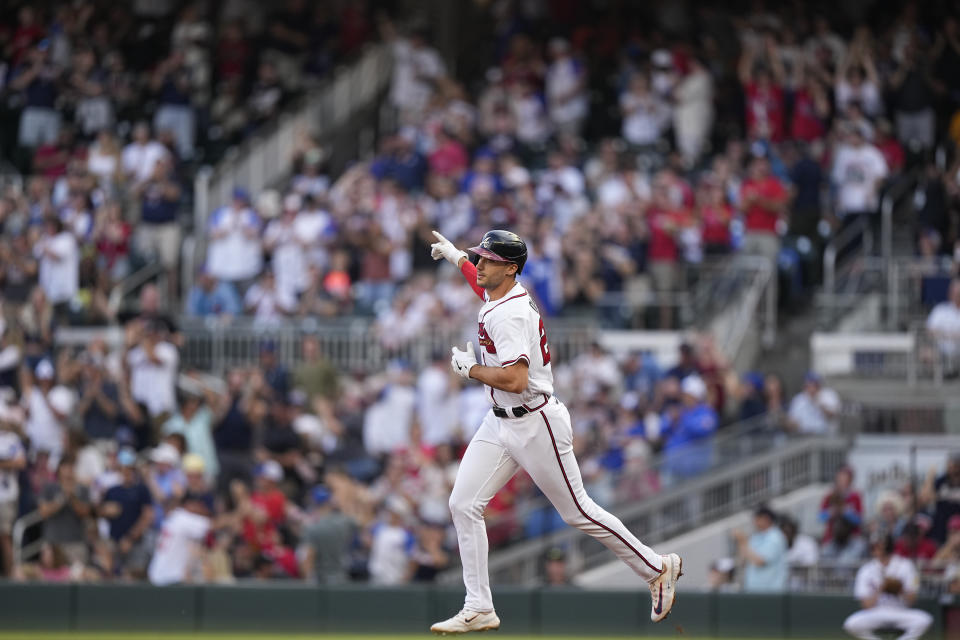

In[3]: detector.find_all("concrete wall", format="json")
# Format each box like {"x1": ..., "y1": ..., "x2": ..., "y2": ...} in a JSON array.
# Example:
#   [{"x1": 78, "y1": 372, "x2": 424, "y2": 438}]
[{"x1": 0, "y1": 582, "x2": 946, "y2": 638}]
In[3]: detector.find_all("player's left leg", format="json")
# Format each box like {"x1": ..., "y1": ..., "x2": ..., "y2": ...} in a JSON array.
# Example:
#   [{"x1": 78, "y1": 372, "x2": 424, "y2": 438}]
[
  {"x1": 506, "y1": 400, "x2": 681, "y2": 621},
  {"x1": 897, "y1": 608, "x2": 933, "y2": 640}
]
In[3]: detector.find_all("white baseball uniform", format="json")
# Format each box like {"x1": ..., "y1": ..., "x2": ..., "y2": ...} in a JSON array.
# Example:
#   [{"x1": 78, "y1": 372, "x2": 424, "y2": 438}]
[
  {"x1": 843, "y1": 555, "x2": 933, "y2": 640},
  {"x1": 450, "y1": 280, "x2": 664, "y2": 613}
]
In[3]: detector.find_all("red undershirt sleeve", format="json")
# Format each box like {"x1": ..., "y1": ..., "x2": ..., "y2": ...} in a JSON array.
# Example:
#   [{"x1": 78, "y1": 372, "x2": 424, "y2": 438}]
[{"x1": 460, "y1": 259, "x2": 485, "y2": 300}]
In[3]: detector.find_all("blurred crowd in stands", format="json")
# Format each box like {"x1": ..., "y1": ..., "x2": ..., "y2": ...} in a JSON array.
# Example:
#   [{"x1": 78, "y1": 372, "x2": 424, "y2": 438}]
[
  {"x1": 0, "y1": 0, "x2": 959, "y2": 590},
  {"x1": 710, "y1": 455, "x2": 960, "y2": 597}
]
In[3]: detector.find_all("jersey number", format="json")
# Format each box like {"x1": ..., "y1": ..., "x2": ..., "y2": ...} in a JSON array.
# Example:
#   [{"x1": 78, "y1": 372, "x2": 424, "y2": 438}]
[{"x1": 539, "y1": 318, "x2": 551, "y2": 365}]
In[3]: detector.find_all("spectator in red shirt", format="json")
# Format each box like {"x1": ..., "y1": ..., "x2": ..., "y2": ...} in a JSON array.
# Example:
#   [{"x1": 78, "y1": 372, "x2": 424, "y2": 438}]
[
  {"x1": 818, "y1": 466, "x2": 864, "y2": 543},
  {"x1": 33, "y1": 126, "x2": 85, "y2": 179},
  {"x1": 740, "y1": 155, "x2": 789, "y2": 290},
  {"x1": 789, "y1": 65, "x2": 830, "y2": 143},
  {"x1": 427, "y1": 128, "x2": 468, "y2": 179},
  {"x1": 696, "y1": 174, "x2": 732, "y2": 255},
  {"x1": 893, "y1": 515, "x2": 938, "y2": 562},
  {"x1": 738, "y1": 37, "x2": 787, "y2": 142},
  {"x1": 875, "y1": 119, "x2": 905, "y2": 174},
  {"x1": 646, "y1": 172, "x2": 690, "y2": 329}
]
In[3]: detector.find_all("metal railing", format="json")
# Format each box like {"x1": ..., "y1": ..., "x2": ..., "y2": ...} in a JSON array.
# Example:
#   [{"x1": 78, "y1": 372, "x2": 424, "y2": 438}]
[
  {"x1": 445, "y1": 435, "x2": 847, "y2": 586},
  {"x1": 11, "y1": 510, "x2": 43, "y2": 571},
  {"x1": 820, "y1": 173, "x2": 919, "y2": 328},
  {"x1": 811, "y1": 325, "x2": 959, "y2": 386},
  {"x1": 788, "y1": 562, "x2": 947, "y2": 598},
  {"x1": 107, "y1": 261, "x2": 168, "y2": 320}
]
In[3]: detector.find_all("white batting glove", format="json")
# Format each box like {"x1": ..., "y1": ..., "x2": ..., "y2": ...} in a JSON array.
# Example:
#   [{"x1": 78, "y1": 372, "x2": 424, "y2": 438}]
[
  {"x1": 450, "y1": 343, "x2": 478, "y2": 379},
  {"x1": 431, "y1": 230, "x2": 468, "y2": 267}
]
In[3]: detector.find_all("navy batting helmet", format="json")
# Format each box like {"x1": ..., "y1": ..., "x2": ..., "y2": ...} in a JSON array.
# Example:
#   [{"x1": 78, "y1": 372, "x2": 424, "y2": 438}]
[{"x1": 468, "y1": 230, "x2": 527, "y2": 274}]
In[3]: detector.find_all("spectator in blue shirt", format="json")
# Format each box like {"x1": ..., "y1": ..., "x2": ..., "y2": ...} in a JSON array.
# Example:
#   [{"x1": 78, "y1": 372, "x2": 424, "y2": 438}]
[
  {"x1": 11, "y1": 39, "x2": 62, "y2": 149},
  {"x1": 660, "y1": 374, "x2": 718, "y2": 481},
  {"x1": 733, "y1": 505, "x2": 788, "y2": 592},
  {"x1": 369, "y1": 130, "x2": 427, "y2": 192},
  {"x1": 100, "y1": 449, "x2": 154, "y2": 578},
  {"x1": 186, "y1": 270, "x2": 242, "y2": 317}
]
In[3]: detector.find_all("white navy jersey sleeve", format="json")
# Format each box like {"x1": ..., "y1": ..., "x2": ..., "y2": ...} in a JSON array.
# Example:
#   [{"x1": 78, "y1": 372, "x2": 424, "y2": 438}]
[{"x1": 477, "y1": 283, "x2": 554, "y2": 407}]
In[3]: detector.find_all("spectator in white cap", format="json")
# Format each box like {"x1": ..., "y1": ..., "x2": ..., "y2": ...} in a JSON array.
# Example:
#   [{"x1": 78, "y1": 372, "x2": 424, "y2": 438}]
[
  {"x1": 368, "y1": 495, "x2": 415, "y2": 585},
  {"x1": 145, "y1": 442, "x2": 185, "y2": 528},
  {"x1": 545, "y1": 37, "x2": 588, "y2": 135},
  {"x1": 249, "y1": 459, "x2": 295, "y2": 533},
  {"x1": 787, "y1": 372, "x2": 841, "y2": 436},
  {"x1": 659, "y1": 374, "x2": 718, "y2": 482},
  {"x1": 23, "y1": 359, "x2": 75, "y2": 466},
  {"x1": 264, "y1": 193, "x2": 310, "y2": 303}
]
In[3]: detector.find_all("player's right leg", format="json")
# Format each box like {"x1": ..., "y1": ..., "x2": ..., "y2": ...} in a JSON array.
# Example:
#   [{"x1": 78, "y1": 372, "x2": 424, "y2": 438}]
[
  {"x1": 898, "y1": 608, "x2": 933, "y2": 640},
  {"x1": 508, "y1": 400, "x2": 681, "y2": 622},
  {"x1": 432, "y1": 414, "x2": 518, "y2": 635}
]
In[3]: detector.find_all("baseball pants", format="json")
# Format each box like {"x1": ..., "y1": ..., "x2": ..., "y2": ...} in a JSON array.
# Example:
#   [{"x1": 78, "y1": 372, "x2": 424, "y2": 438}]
[
  {"x1": 843, "y1": 606, "x2": 933, "y2": 640},
  {"x1": 449, "y1": 397, "x2": 663, "y2": 612}
]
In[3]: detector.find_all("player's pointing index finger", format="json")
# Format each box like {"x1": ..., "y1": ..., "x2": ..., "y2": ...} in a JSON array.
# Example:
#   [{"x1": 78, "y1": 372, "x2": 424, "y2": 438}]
[{"x1": 432, "y1": 230, "x2": 450, "y2": 243}]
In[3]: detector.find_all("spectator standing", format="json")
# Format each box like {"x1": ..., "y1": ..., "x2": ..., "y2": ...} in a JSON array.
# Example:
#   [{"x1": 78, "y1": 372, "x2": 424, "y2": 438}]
[
  {"x1": 150, "y1": 52, "x2": 196, "y2": 160},
  {"x1": 147, "y1": 494, "x2": 211, "y2": 586},
  {"x1": 545, "y1": 38, "x2": 588, "y2": 136},
  {"x1": 842, "y1": 535, "x2": 932, "y2": 640},
  {"x1": 659, "y1": 375, "x2": 718, "y2": 481},
  {"x1": 889, "y1": 43, "x2": 936, "y2": 151},
  {"x1": 368, "y1": 496, "x2": 415, "y2": 585},
  {"x1": 919, "y1": 453, "x2": 960, "y2": 545},
  {"x1": 205, "y1": 188, "x2": 263, "y2": 288},
  {"x1": 831, "y1": 125, "x2": 889, "y2": 231},
  {"x1": 11, "y1": 39, "x2": 62, "y2": 151},
  {"x1": 738, "y1": 38, "x2": 787, "y2": 142},
  {"x1": 38, "y1": 459, "x2": 92, "y2": 565},
  {"x1": 926, "y1": 279, "x2": 960, "y2": 365},
  {"x1": 619, "y1": 73, "x2": 670, "y2": 149},
  {"x1": 23, "y1": 359, "x2": 75, "y2": 465},
  {"x1": 819, "y1": 466, "x2": 864, "y2": 543},
  {"x1": 75, "y1": 350, "x2": 121, "y2": 442},
  {"x1": 388, "y1": 26, "x2": 446, "y2": 125},
  {"x1": 125, "y1": 320, "x2": 179, "y2": 423},
  {"x1": 733, "y1": 505, "x2": 788, "y2": 592},
  {"x1": 787, "y1": 372, "x2": 841, "y2": 436},
  {"x1": 263, "y1": 194, "x2": 310, "y2": 302},
  {"x1": 300, "y1": 486, "x2": 355, "y2": 584},
  {"x1": 0, "y1": 420, "x2": 26, "y2": 576},
  {"x1": 122, "y1": 123, "x2": 170, "y2": 188},
  {"x1": 740, "y1": 155, "x2": 788, "y2": 274},
  {"x1": 163, "y1": 389, "x2": 218, "y2": 483},
  {"x1": 672, "y1": 56, "x2": 714, "y2": 167},
  {"x1": 100, "y1": 449, "x2": 154, "y2": 579},
  {"x1": 33, "y1": 217, "x2": 79, "y2": 315},
  {"x1": 135, "y1": 157, "x2": 182, "y2": 293}
]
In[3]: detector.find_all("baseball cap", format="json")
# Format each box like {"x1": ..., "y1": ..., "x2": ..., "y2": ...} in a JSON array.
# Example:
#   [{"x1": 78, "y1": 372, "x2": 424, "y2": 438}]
[
  {"x1": 804, "y1": 371, "x2": 823, "y2": 385},
  {"x1": 117, "y1": 448, "x2": 138, "y2": 467},
  {"x1": 232, "y1": 186, "x2": 250, "y2": 202},
  {"x1": 257, "y1": 460, "x2": 283, "y2": 482},
  {"x1": 311, "y1": 485, "x2": 331, "y2": 505},
  {"x1": 35, "y1": 359, "x2": 54, "y2": 381},
  {"x1": 150, "y1": 443, "x2": 181, "y2": 467},
  {"x1": 545, "y1": 547, "x2": 567, "y2": 562},
  {"x1": 182, "y1": 453, "x2": 205, "y2": 474},
  {"x1": 681, "y1": 375, "x2": 707, "y2": 400}
]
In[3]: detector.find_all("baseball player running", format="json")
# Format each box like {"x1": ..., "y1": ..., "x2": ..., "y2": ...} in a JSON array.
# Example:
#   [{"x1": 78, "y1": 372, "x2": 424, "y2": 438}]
[
  {"x1": 429, "y1": 229, "x2": 682, "y2": 635},
  {"x1": 843, "y1": 534, "x2": 932, "y2": 640}
]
